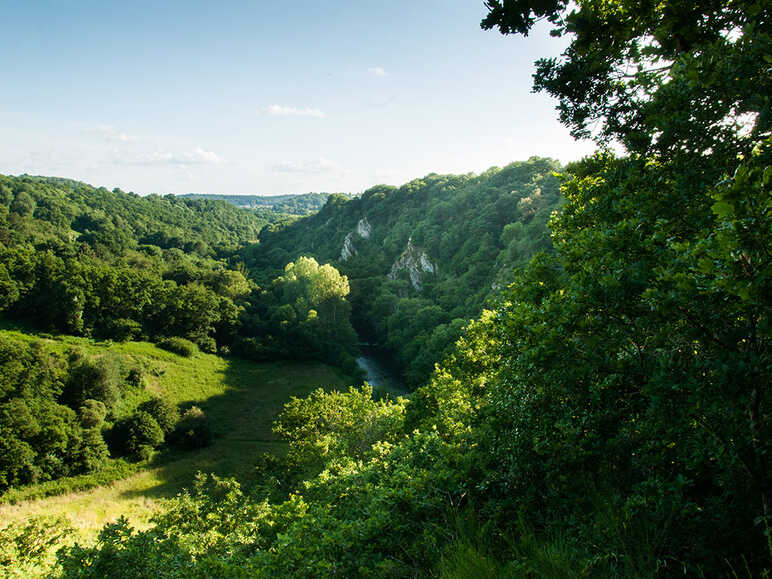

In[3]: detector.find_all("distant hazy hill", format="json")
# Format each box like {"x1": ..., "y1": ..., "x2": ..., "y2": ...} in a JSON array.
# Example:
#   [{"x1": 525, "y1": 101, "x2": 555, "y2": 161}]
[{"x1": 180, "y1": 192, "x2": 344, "y2": 215}]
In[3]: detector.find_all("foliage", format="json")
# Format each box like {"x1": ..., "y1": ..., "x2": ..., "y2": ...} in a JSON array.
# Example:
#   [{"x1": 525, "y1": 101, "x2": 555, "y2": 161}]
[
  {"x1": 169, "y1": 406, "x2": 212, "y2": 449},
  {"x1": 109, "y1": 410, "x2": 164, "y2": 461},
  {"x1": 181, "y1": 192, "x2": 336, "y2": 216},
  {"x1": 0, "y1": 175, "x2": 263, "y2": 353},
  {"x1": 157, "y1": 337, "x2": 199, "y2": 358},
  {"x1": 482, "y1": 0, "x2": 770, "y2": 160},
  {"x1": 137, "y1": 396, "x2": 179, "y2": 434},
  {"x1": 57, "y1": 405, "x2": 461, "y2": 577},
  {"x1": 235, "y1": 257, "x2": 359, "y2": 371},
  {"x1": 0, "y1": 336, "x2": 92, "y2": 489},
  {"x1": 0, "y1": 459, "x2": 138, "y2": 505},
  {"x1": 0, "y1": 516, "x2": 72, "y2": 578},
  {"x1": 274, "y1": 385, "x2": 406, "y2": 472},
  {"x1": 64, "y1": 355, "x2": 124, "y2": 410},
  {"x1": 247, "y1": 157, "x2": 564, "y2": 385},
  {"x1": 10, "y1": 0, "x2": 772, "y2": 574},
  {"x1": 473, "y1": 0, "x2": 771, "y2": 572},
  {"x1": 77, "y1": 400, "x2": 107, "y2": 429}
]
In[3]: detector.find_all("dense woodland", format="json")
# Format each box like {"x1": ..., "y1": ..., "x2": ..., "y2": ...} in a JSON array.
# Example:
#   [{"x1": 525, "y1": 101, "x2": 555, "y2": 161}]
[
  {"x1": 0, "y1": 176, "x2": 360, "y2": 493},
  {"x1": 1, "y1": 0, "x2": 770, "y2": 576},
  {"x1": 0, "y1": 175, "x2": 360, "y2": 368},
  {"x1": 181, "y1": 192, "x2": 334, "y2": 215},
  {"x1": 247, "y1": 156, "x2": 562, "y2": 385}
]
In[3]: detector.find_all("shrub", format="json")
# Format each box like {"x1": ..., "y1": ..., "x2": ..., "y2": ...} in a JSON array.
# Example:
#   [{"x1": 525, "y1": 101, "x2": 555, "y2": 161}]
[
  {"x1": 78, "y1": 399, "x2": 107, "y2": 428},
  {"x1": 169, "y1": 406, "x2": 212, "y2": 449},
  {"x1": 157, "y1": 337, "x2": 198, "y2": 357},
  {"x1": 110, "y1": 411, "x2": 164, "y2": 460},
  {"x1": 194, "y1": 335, "x2": 217, "y2": 354},
  {"x1": 74, "y1": 428, "x2": 110, "y2": 472},
  {"x1": 137, "y1": 397, "x2": 179, "y2": 434},
  {"x1": 65, "y1": 357, "x2": 122, "y2": 410},
  {"x1": 105, "y1": 318, "x2": 142, "y2": 342},
  {"x1": 0, "y1": 516, "x2": 72, "y2": 573},
  {"x1": 126, "y1": 368, "x2": 144, "y2": 389}
]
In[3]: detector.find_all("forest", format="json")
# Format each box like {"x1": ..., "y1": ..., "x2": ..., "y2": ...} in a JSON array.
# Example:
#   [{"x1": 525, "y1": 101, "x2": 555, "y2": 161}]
[
  {"x1": 247, "y1": 156, "x2": 562, "y2": 385},
  {"x1": 180, "y1": 192, "x2": 334, "y2": 216},
  {"x1": 1, "y1": 0, "x2": 770, "y2": 576}
]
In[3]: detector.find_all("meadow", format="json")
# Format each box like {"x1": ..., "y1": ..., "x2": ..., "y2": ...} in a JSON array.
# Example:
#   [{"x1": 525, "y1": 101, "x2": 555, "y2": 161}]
[{"x1": 0, "y1": 329, "x2": 353, "y2": 553}]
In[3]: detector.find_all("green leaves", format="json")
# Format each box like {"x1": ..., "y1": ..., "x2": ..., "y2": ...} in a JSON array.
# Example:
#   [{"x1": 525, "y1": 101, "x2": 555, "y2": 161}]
[
  {"x1": 710, "y1": 200, "x2": 734, "y2": 219},
  {"x1": 484, "y1": 0, "x2": 771, "y2": 163}
]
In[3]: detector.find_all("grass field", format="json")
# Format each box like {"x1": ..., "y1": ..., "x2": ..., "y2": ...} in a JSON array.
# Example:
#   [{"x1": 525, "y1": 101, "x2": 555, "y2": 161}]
[{"x1": 0, "y1": 328, "x2": 355, "y2": 558}]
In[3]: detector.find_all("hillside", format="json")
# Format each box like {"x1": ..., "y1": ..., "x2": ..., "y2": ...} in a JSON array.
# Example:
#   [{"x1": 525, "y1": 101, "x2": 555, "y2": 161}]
[
  {"x1": 0, "y1": 326, "x2": 354, "y2": 575},
  {"x1": 180, "y1": 192, "x2": 337, "y2": 215},
  {"x1": 2, "y1": 175, "x2": 270, "y2": 250},
  {"x1": 245, "y1": 157, "x2": 563, "y2": 384},
  {"x1": 0, "y1": 174, "x2": 360, "y2": 372}
]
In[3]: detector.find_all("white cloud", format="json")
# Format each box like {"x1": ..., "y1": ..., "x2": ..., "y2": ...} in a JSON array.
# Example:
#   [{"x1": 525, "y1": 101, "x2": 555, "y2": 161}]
[
  {"x1": 89, "y1": 124, "x2": 135, "y2": 142},
  {"x1": 272, "y1": 157, "x2": 343, "y2": 174},
  {"x1": 263, "y1": 104, "x2": 326, "y2": 118},
  {"x1": 124, "y1": 147, "x2": 223, "y2": 166},
  {"x1": 368, "y1": 66, "x2": 388, "y2": 77},
  {"x1": 182, "y1": 147, "x2": 222, "y2": 164}
]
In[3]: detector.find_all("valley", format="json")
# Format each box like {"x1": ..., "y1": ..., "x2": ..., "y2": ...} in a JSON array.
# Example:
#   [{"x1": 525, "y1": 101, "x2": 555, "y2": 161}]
[{"x1": 0, "y1": 0, "x2": 768, "y2": 575}]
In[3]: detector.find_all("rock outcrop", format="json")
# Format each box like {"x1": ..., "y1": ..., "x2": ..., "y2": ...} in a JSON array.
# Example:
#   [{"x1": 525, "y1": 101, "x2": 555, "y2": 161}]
[
  {"x1": 388, "y1": 238, "x2": 436, "y2": 291},
  {"x1": 340, "y1": 217, "x2": 373, "y2": 261},
  {"x1": 356, "y1": 216, "x2": 372, "y2": 239},
  {"x1": 340, "y1": 232, "x2": 357, "y2": 261}
]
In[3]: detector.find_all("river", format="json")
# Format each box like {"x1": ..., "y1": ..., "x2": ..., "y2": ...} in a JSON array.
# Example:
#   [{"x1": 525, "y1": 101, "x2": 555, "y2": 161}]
[{"x1": 356, "y1": 346, "x2": 409, "y2": 397}]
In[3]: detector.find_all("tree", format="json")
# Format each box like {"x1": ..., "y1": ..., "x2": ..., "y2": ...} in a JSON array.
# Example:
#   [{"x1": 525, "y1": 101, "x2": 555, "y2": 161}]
[
  {"x1": 78, "y1": 399, "x2": 107, "y2": 429},
  {"x1": 169, "y1": 406, "x2": 212, "y2": 449},
  {"x1": 266, "y1": 257, "x2": 358, "y2": 365},
  {"x1": 138, "y1": 397, "x2": 179, "y2": 434},
  {"x1": 274, "y1": 385, "x2": 406, "y2": 471},
  {"x1": 10, "y1": 191, "x2": 36, "y2": 217},
  {"x1": 65, "y1": 357, "x2": 122, "y2": 410},
  {"x1": 482, "y1": 0, "x2": 770, "y2": 162},
  {"x1": 111, "y1": 411, "x2": 164, "y2": 461},
  {"x1": 476, "y1": 0, "x2": 771, "y2": 571}
]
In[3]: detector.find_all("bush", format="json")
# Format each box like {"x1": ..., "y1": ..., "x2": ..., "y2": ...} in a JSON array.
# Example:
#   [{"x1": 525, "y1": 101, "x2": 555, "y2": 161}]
[
  {"x1": 169, "y1": 406, "x2": 212, "y2": 449},
  {"x1": 74, "y1": 428, "x2": 110, "y2": 472},
  {"x1": 105, "y1": 318, "x2": 142, "y2": 342},
  {"x1": 0, "y1": 516, "x2": 72, "y2": 573},
  {"x1": 78, "y1": 399, "x2": 107, "y2": 428},
  {"x1": 194, "y1": 335, "x2": 217, "y2": 354},
  {"x1": 157, "y1": 337, "x2": 198, "y2": 357},
  {"x1": 126, "y1": 368, "x2": 144, "y2": 389},
  {"x1": 137, "y1": 397, "x2": 179, "y2": 434},
  {"x1": 0, "y1": 460, "x2": 137, "y2": 504},
  {"x1": 65, "y1": 357, "x2": 122, "y2": 410},
  {"x1": 110, "y1": 411, "x2": 164, "y2": 460}
]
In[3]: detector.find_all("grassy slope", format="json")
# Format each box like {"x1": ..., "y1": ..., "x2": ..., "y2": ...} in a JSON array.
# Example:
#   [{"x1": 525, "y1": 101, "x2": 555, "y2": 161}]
[{"x1": 0, "y1": 329, "x2": 353, "y2": 544}]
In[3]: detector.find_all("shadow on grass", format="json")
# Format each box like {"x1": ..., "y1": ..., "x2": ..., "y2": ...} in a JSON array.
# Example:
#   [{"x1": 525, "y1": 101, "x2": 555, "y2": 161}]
[{"x1": 117, "y1": 357, "x2": 355, "y2": 501}]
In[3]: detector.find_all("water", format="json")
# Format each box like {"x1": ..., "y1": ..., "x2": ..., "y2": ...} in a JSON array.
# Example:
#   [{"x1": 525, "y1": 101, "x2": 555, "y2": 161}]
[{"x1": 356, "y1": 346, "x2": 408, "y2": 397}]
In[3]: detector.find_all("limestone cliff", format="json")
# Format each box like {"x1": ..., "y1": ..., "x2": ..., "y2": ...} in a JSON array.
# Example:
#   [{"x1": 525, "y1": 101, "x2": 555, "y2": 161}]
[
  {"x1": 340, "y1": 217, "x2": 373, "y2": 261},
  {"x1": 388, "y1": 238, "x2": 436, "y2": 291}
]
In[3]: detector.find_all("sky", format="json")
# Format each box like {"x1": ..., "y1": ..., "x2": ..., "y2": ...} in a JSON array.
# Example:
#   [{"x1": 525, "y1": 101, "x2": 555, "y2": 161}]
[{"x1": 0, "y1": 0, "x2": 596, "y2": 196}]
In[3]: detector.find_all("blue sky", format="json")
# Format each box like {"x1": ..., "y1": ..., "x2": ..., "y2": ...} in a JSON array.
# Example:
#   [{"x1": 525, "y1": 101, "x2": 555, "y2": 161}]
[{"x1": 0, "y1": 0, "x2": 596, "y2": 195}]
